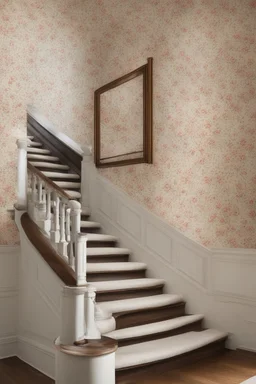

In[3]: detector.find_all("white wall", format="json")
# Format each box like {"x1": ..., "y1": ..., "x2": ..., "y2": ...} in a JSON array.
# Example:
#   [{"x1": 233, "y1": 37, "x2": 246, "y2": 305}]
[
  {"x1": 83, "y1": 157, "x2": 256, "y2": 352},
  {"x1": 0, "y1": 246, "x2": 19, "y2": 358}
]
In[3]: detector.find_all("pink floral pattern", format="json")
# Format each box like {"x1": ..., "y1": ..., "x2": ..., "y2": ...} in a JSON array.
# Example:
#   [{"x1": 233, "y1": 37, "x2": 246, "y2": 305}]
[{"x1": 1, "y1": 0, "x2": 256, "y2": 248}]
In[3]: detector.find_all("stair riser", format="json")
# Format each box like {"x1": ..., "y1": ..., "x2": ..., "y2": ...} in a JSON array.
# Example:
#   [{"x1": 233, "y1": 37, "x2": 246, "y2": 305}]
[
  {"x1": 50, "y1": 177, "x2": 81, "y2": 182},
  {"x1": 87, "y1": 255, "x2": 130, "y2": 263},
  {"x1": 80, "y1": 227, "x2": 101, "y2": 234},
  {"x1": 97, "y1": 286, "x2": 164, "y2": 302},
  {"x1": 114, "y1": 302, "x2": 186, "y2": 330},
  {"x1": 87, "y1": 270, "x2": 146, "y2": 282},
  {"x1": 116, "y1": 338, "x2": 227, "y2": 380},
  {"x1": 117, "y1": 320, "x2": 203, "y2": 347},
  {"x1": 87, "y1": 241, "x2": 117, "y2": 248}
]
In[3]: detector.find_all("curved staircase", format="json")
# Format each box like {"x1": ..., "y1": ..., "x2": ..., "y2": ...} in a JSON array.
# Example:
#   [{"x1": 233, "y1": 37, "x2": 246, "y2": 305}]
[{"x1": 27, "y1": 133, "x2": 228, "y2": 379}]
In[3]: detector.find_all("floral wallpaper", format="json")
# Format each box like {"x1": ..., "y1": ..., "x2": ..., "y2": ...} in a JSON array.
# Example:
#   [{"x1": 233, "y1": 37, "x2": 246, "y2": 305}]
[
  {"x1": 94, "y1": 0, "x2": 256, "y2": 248},
  {"x1": 0, "y1": 0, "x2": 97, "y2": 244},
  {"x1": 1, "y1": 0, "x2": 256, "y2": 248}
]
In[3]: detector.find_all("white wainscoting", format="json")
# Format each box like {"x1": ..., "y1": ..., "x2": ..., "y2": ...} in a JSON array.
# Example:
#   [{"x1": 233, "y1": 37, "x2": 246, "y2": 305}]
[
  {"x1": 83, "y1": 160, "x2": 256, "y2": 352},
  {"x1": 0, "y1": 246, "x2": 19, "y2": 358},
  {"x1": 15, "y1": 211, "x2": 62, "y2": 378}
]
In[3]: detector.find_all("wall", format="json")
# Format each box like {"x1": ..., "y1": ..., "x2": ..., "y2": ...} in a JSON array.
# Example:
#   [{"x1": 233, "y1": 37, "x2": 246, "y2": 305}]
[
  {"x1": 2, "y1": 0, "x2": 256, "y2": 249},
  {"x1": 0, "y1": 246, "x2": 19, "y2": 358},
  {"x1": 0, "y1": 0, "x2": 96, "y2": 245},
  {"x1": 83, "y1": 158, "x2": 256, "y2": 352},
  {"x1": 92, "y1": 0, "x2": 256, "y2": 248}
]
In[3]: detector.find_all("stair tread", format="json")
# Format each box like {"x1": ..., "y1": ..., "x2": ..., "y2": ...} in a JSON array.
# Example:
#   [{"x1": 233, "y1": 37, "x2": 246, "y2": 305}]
[
  {"x1": 86, "y1": 234, "x2": 118, "y2": 242},
  {"x1": 115, "y1": 329, "x2": 228, "y2": 370},
  {"x1": 87, "y1": 262, "x2": 146, "y2": 273},
  {"x1": 64, "y1": 190, "x2": 81, "y2": 198},
  {"x1": 93, "y1": 278, "x2": 164, "y2": 292},
  {"x1": 42, "y1": 172, "x2": 80, "y2": 179},
  {"x1": 27, "y1": 154, "x2": 60, "y2": 162},
  {"x1": 98, "y1": 294, "x2": 183, "y2": 315},
  {"x1": 28, "y1": 141, "x2": 43, "y2": 147},
  {"x1": 81, "y1": 220, "x2": 101, "y2": 229},
  {"x1": 105, "y1": 314, "x2": 204, "y2": 340},
  {"x1": 55, "y1": 181, "x2": 81, "y2": 188},
  {"x1": 29, "y1": 162, "x2": 69, "y2": 170},
  {"x1": 27, "y1": 148, "x2": 51, "y2": 154},
  {"x1": 27, "y1": 136, "x2": 34, "y2": 139},
  {"x1": 87, "y1": 247, "x2": 130, "y2": 256}
]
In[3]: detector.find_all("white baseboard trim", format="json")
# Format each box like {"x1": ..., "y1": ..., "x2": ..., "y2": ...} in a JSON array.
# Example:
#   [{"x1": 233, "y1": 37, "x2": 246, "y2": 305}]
[
  {"x1": 0, "y1": 336, "x2": 17, "y2": 359},
  {"x1": 17, "y1": 336, "x2": 55, "y2": 379}
]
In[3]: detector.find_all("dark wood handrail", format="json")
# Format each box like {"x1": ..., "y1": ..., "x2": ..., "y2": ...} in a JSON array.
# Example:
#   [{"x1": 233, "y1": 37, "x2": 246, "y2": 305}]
[
  {"x1": 27, "y1": 162, "x2": 72, "y2": 200},
  {"x1": 21, "y1": 213, "x2": 76, "y2": 286}
]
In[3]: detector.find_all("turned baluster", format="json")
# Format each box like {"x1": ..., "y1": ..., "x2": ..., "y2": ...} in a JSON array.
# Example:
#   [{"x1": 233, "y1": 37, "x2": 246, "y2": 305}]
[
  {"x1": 58, "y1": 199, "x2": 69, "y2": 263},
  {"x1": 68, "y1": 200, "x2": 81, "y2": 269},
  {"x1": 50, "y1": 192, "x2": 60, "y2": 248}
]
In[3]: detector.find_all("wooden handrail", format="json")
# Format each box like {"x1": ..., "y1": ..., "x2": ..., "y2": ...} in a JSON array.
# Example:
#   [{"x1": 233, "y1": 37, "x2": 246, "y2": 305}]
[
  {"x1": 27, "y1": 162, "x2": 72, "y2": 200},
  {"x1": 21, "y1": 212, "x2": 76, "y2": 286}
]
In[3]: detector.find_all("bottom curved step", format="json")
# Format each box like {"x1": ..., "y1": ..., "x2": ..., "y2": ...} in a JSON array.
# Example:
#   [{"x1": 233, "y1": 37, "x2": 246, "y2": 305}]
[{"x1": 116, "y1": 329, "x2": 227, "y2": 372}]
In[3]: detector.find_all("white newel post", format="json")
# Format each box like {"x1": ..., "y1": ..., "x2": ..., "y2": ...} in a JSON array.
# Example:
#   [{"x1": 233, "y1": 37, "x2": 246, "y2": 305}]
[
  {"x1": 16, "y1": 138, "x2": 28, "y2": 210},
  {"x1": 55, "y1": 215, "x2": 116, "y2": 384}
]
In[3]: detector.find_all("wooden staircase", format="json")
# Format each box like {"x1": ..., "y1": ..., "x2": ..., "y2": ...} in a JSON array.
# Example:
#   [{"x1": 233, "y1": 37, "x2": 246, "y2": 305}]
[{"x1": 26, "y1": 123, "x2": 228, "y2": 380}]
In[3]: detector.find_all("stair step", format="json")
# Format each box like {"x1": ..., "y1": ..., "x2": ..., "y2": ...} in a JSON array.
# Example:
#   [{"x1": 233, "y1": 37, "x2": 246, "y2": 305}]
[
  {"x1": 87, "y1": 247, "x2": 130, "y2": 263},
  {"x1": 99, "y1": 294, "x2": 183, "y2": 316},
  {"x1": 94, "y1": 278, "x2": 164, "y2": 292},
  {"x1": 86, "y1": 233, "x2": 118, "y2": 247},
  {"x1": 28, "y1": 141, "x2": 43, "y2": 147},
  {"x1": 29, "y1": 162, "x2": 70, "y2": 170},
  {"x1": 94, "y1": 278, "x2": 164, "y2": 301},
  {"x1": 64, "y1": 190, "x2": 81, "y2": 199},
  {"x1": 55, "y1": 181, "x2": 81, "y2": 189},
  {"x1": 27, "y1": 148, "x2": 51, "y2": 154},
  {"x1": 115, "y1": 329, "x2": 228, "y2": 371},
  {"x1": 87, "y1": 248, "x2": 130, "y2": 256},
  {"x1": 87, "y1": 262, "x2": 146, "y2": 273},
  {"x1": 27, "y1": 136, "x2": 34, "y2": 140},
  {"x1": 105, "y1": 314, "x2": 204, "y2": 346},
  {"x1": 87, "y1": 262, "x2": 146, "y2": 281},
  {"x1": 80, "y1": 221, "x2": 101, "y2": 229},
  {"x1": 42, "y1": 172, "x2": 80, "y2": 180},
  {"x1": 27, "y1": 154, "x2": 60, "y2": 162}
]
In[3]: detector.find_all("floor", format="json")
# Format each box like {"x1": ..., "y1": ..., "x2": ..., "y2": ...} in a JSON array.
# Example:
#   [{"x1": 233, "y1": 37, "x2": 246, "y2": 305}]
[{"x1": 0, "y1": 351, "x2": 255, "y2": 384}]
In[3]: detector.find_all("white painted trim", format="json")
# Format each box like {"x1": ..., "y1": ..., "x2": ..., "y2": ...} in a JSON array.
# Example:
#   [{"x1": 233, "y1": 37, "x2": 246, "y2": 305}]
[
  {"x1": 0, "y1": 336, "x2": 17, "y2": 359},
  {"x1": 17, "y1": 336, "x2": 55, "y2": 379},
  {"x1": 27, "y1": 105, "x2": 92, "y2": 157},
  {"x1": 81, "y1": 160, "x2": 256, "y2": 351}
]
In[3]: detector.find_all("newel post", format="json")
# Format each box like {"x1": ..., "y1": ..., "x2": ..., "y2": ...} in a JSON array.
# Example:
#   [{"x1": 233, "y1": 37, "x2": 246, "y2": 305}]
[{"x1": 16, "y1": 138, "x2": 28, "y2": 210}]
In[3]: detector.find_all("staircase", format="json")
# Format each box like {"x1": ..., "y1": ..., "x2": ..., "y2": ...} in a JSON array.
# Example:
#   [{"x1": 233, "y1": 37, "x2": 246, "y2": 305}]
[{"x1": 26, "y1": 132, "x2": 228, "y2": 380}]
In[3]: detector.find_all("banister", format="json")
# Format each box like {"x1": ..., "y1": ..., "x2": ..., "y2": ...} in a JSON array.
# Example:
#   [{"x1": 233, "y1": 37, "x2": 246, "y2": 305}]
[{"x1": 21, "y1": 212, "x2": 77, "y2": 286}]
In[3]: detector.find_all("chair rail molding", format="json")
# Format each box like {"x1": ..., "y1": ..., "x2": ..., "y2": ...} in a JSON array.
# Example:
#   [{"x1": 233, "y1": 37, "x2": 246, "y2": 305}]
[{"x1": 81, "y1": 158, "x2": 256, "y2": 352}]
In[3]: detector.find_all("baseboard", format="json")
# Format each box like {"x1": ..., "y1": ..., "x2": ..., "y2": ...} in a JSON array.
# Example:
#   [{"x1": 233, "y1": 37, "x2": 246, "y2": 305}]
[
  {"x1": 0, "y1": 336, "x2": 17, "y2": 359},
  {"x1": 17, "y1": 336, "x2": 55, "y2": 379}
]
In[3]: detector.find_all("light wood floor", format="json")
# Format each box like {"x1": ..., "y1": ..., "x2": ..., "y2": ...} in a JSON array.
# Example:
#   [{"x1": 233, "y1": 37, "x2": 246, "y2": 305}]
[{"x1": 0, "y1": 350, "x2": 255, "y2": 384}]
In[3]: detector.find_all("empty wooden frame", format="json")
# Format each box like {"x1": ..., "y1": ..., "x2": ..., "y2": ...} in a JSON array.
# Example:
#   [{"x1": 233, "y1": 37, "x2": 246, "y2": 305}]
[{"x1": 94, "y1": 58, "x2": 153, "y2": 168}]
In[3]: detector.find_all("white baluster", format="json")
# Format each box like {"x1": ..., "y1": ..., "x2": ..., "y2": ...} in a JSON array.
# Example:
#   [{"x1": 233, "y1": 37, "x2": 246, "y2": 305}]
[
  {"x1": 35, "y1": 180, "x2": 46, "y2": 225},
  {"x1": 68, "y1": 200, "x2": 81, "y2": 270},
  {"x1": 84, "y1": 286, "x2": 101, "y2": 340},
  {"x1": 51, "y1": 193, "x2": 60, "y2": 248},
  {"x1": 16, "y1": 138, "x2": 28, "y2": 210},
  {"x1": 76, "y1": 233, "x2": 87, "y2": 285},
  {"x1": 58, "y1": 200, "x2": 68, "y2": 263}
]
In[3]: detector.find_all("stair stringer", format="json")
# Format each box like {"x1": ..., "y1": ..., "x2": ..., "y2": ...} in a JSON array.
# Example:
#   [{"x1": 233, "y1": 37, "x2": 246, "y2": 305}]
[{"x1": 82, "y1": 160, "x2": 256, "y2": 352}]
